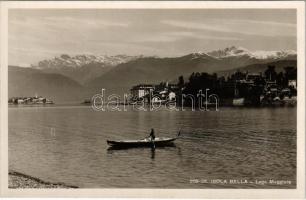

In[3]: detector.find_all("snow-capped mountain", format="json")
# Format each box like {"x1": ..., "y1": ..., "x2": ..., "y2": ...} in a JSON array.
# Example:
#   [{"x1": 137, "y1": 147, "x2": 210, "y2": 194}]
[
  {"x1": 188, "y1": 52, "x2": 213, "y2": 60},
  {"x1": 27, "y1": 46, "x2": 296, "y2": 87},
  {"x1": 32, "y1": 54, "x2": 141, "y2": 69},
  {"x1": 32, "y1": 46, "x2": 296, "y2": 70},
  {"x1": 206, "y1": 46, "x2": 296, "y2": 60},
  {"x1": 30, "y1": 54, "x2": 142, "y2": 84},
  {"x1": 251, "y1": 50, "x2": 297, "y2": 59}
]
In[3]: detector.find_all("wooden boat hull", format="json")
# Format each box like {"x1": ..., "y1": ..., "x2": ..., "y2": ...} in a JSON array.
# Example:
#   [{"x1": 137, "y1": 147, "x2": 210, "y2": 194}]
[{"x1": 107, "y1": 137, "x2": 177, "y2": 148}]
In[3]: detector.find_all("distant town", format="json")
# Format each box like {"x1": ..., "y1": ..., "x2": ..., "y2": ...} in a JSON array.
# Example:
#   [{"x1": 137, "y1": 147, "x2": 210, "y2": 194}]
[
  {"x1": 8, "y1": 95, "x2": 54, "y2": 105},
  {"x1": 120, "y1": 65, "x2": 297, "y2": 107}
]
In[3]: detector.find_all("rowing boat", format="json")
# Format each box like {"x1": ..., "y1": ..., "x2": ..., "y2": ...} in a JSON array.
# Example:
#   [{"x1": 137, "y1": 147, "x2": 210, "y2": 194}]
[{"x1": 107, "y1": 132, "x2": 180, "y2": 148}]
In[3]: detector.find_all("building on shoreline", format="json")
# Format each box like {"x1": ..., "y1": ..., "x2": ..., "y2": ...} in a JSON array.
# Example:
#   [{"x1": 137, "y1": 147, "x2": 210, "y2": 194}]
[
  {"x1": 129, "y1": 65, "x2": 297, "y2": 107},
  {"x1": 229, "y1": 68, "x2": 297, "y2": 106},
  {"x1": 8, "y1": 95, "x2": 54, "y2": 105},
  {"x1": 130, "y1": 84, "x2": 155, "y2": 99},
  {"x1": 130, "y1": 83, "x2": 178, "y2": 104}
]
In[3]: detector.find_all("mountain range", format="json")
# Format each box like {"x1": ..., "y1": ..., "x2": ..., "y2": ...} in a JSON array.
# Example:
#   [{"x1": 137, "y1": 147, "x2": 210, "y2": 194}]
[
  {"x1": 32, "y1": 54, "x2": 141, "y2": 84},
  {"x1": 9, "y1": 46, "x2": 297, "y2": 103},
  {"x1": 206, "y1": 46, "x2": 296, "y2": 59}
]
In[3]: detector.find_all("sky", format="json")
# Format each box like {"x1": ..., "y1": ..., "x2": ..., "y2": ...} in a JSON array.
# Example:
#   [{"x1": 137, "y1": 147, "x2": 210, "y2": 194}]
[{"x1": 9, "y1": 9, "x2": 297, "y2": 67}]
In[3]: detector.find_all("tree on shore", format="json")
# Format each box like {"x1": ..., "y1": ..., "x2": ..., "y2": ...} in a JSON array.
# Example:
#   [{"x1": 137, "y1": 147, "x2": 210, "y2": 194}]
[
  {"x1": 178, "y1": 76, "x2": 185, "y2": 89},
  {"x1": 264, "y1": 65, "x2": 277, "y2": 81}
]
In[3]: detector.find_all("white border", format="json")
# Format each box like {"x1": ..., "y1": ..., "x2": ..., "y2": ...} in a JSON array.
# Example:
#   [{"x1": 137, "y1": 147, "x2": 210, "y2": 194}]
[{"x1": 0, "y1": 1, "x2": 305, "y2": 198}]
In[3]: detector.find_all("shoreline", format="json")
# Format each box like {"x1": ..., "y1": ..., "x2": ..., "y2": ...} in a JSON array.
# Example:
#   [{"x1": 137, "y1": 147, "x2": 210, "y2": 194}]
[{"x1": 9, "y1": 170, "x2": 78, "y2": 189}]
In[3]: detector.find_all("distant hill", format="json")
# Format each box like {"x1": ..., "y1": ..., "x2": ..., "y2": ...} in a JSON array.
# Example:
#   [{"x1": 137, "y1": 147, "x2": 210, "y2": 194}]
[
  {"x1": 217, "y1": 60, "x2": 297, "y2": 78},
  {"x1": 85, "y1": 54, "x2": 230, "y2": 95},
  {"x1": 39, "y1": 64, "x2": 114, "y2": 85},
  {"x1": 8, "y1": 66, "x2": 86, "y2": 103}
]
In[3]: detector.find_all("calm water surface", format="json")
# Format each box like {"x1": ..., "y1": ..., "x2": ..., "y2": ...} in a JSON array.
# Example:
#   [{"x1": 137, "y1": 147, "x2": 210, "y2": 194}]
[{"x1": 9, "y1": 105, "x2": 296, "y2": 188}]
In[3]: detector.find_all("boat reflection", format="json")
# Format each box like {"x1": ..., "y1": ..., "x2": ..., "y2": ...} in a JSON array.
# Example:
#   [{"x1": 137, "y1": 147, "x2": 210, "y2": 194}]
[
  {"x1": 151, "y1": 148, "x2": 155, "y2": 159},
  {"x1": 106, "y1": 144, "x2": 180, "y2": 160}
]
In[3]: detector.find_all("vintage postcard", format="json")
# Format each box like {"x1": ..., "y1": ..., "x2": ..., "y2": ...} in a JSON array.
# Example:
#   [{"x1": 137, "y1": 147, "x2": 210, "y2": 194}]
[{"x1": 0, "y1": 1, "x2": 305, "y2": 199}]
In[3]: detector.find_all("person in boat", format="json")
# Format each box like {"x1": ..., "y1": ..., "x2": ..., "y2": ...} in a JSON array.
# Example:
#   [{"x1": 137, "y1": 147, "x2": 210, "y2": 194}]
[{"x1": 149, "y1": 128, "x2": 155, "y2": 141}]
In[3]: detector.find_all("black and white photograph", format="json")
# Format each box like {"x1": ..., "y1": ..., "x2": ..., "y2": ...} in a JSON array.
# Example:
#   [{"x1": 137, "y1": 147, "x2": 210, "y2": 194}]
[{"x1": 0, "y1": 1, "x2": 305, "y2": 199}]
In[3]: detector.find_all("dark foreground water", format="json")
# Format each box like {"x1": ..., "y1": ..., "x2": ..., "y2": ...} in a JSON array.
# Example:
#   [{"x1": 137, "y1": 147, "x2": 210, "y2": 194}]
[{"x1": 9, "y1": 106, "x2": 296, "y2": 188}]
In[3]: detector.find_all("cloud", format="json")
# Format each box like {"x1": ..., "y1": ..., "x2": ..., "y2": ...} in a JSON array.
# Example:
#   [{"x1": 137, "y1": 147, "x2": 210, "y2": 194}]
[
  {"x1": 44, "y1": 16, "x2": 130, "y2": 28},
  {"x1": 226, "y1": 19, "x2": 296, "y2": 28},
  {"x1": 161, "y1": 19, "x2": 296, "y2": 37},
  {"x1": 162, "y1": 20, "x2": 231, "y2": 33},
  {"x1": 165, "y1": 31, "x2": 243, "y2": 41},
  {"x1": 134, "y1": 31, "x2": 242, "y2": 43},
  {"x1": 9, "y1": 16, "x2": 130, "y2": 37},
  {"x1": 10, "y1": 47, "x2": 63, "y2": 55}
]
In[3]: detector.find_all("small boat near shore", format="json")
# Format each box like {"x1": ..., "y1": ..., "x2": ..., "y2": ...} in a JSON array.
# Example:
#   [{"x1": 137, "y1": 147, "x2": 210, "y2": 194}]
[{"x1": 107, "y1": 132, "x2": 180, "y2": 149}]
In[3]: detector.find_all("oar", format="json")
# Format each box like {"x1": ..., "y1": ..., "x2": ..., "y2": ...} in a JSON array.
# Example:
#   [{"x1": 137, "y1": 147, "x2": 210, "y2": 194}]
[{"x1": 177, "y1": 128, "x2": 182, "y2": 138}]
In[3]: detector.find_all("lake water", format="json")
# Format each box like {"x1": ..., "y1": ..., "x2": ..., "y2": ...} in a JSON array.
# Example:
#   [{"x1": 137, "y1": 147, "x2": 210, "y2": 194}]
[{"x1": 9, "y1": 105, "x2": 296, "y2": 188}]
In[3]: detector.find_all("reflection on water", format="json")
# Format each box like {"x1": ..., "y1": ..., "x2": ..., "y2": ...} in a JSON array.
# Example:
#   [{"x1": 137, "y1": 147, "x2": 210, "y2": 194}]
[
  {"x1": 9, "y1": 106, "x2": 296, "y2": 188},
  {"x1": 151, "y1": 148, "x2": 155, "y2": 160},
  {"x1": 106, "y1": 145, "x2": 179, "y2": 161}
]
